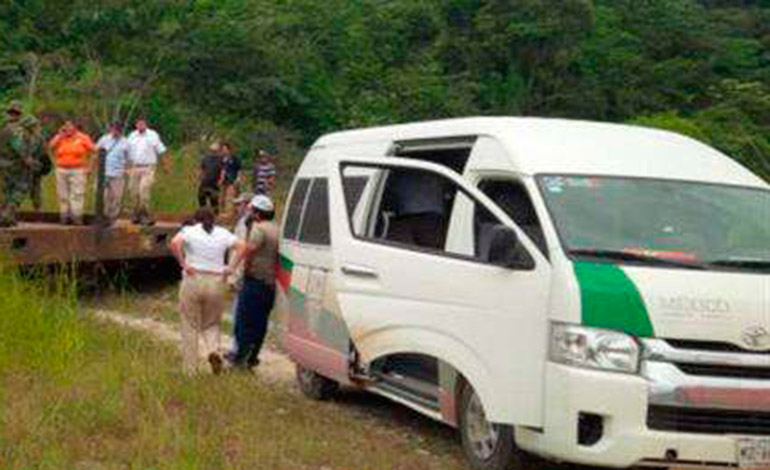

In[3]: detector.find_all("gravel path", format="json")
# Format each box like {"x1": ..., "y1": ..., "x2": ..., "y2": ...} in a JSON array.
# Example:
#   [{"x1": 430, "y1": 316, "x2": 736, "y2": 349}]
[{"x1": 91, "y1": 309, "x2": 296, "y2": 383}]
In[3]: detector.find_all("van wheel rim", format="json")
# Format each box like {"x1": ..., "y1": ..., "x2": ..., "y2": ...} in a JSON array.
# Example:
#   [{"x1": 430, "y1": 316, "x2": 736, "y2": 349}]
[{"x1": 466, "y1": 391, "x2": 499, "y2": 461}]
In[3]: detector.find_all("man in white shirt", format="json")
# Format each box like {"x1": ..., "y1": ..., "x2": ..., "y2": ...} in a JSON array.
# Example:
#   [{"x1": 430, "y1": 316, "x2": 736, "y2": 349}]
[{"x1": 126, "y1": 118, "x2": 168, "y2": 225}]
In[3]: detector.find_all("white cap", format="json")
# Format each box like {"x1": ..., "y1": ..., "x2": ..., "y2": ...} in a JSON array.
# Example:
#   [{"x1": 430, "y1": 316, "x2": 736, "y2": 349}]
[{"x1": 249, "y1": 194, "x2": 274, "y2": 212}]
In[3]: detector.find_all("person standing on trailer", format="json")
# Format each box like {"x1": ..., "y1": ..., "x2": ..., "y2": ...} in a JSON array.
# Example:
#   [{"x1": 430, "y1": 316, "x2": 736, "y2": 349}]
[
  {"x1": 169, "y1": 207, "x2": 246, "y2": 375},
  {"x1": 19, "y1": 114, "x2": 49, "y2": 215},
  {"x1": 218, "y1": 142, "x2": 242, "y2": 223},
  {"x1": 252, "y1": 149, "x2": 276, "y2": 195},
  {"x1": 126, "y1": 118, "x2": 168, "y2": 226},
  {"x1": 230, "y1": 194, "x2": 278, "y2": 370},
  {"x1": 198, "y1": 142, "x2": 222, "y2": 213},
  {"x1": 0, "y1": 101, "x2": 29, "y2": 227},
  {"x1": 48, "y1": 120, "x2": 96, "y2": 225},
  {"x1": 96, "y1": 122, "x2": 130, "y2": 225}
]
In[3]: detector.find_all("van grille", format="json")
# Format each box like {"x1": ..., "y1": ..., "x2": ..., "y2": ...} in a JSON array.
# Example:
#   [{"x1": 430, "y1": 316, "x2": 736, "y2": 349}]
[
  {"x1": 648, "y1": 406, "x2": 770, "y2": 435},
  {"x1": 676, "y1": 363, "x2": 770, "y2": 380},
  {"x1": 666, "y1": 339, "x2": 770, "y2": 355}
]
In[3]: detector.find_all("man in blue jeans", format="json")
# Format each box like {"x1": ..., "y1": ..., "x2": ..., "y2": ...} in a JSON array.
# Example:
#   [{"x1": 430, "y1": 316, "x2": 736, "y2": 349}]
[{"x1": 231, "y1": 194, "x2": 278, "y2": 369}]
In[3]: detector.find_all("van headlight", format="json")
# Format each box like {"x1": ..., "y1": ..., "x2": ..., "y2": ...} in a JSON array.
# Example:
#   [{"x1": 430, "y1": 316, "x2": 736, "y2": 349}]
[{"x1": 549, "y1": 323, "x2": 640, "y2": 374}]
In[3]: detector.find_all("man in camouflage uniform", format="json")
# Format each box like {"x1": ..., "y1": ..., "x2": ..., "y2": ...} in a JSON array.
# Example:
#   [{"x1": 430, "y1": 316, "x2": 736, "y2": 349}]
[
  {"x1": 20, "y1": 114, "x2": 47, "y2": 213},
  {"x1": 0, "y1": 101, "x2": 34, "y2": 227}
]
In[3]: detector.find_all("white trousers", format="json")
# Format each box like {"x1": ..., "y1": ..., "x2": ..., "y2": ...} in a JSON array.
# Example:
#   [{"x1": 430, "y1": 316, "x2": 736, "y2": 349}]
[
  {"x1": 104, "y1": 176, "x2": 125, "y2": 220},
  {"x1": 128, "y1": 166, "x2": 156, "y2": 215},
  {"x1": 55, "y1": 168, "x2": 87, "y2": 223},
  {"x1": 178, "y1": 274, "x2": 226, "y2": 374}
]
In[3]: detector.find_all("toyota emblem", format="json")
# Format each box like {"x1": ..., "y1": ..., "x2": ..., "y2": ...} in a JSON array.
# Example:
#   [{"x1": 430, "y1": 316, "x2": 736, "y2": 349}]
[{"x1": 742, "y1": 326, "x2": 770, "y2": 351}]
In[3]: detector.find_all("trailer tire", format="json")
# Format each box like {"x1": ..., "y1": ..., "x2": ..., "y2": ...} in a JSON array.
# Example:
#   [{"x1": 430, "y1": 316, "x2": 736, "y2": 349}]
[
  {"x1": 296, "y1": 364, "x2": 339, "y2": 401},
  {"x1": 459, "y1": 381, "x2": 526, "y2": 470}
]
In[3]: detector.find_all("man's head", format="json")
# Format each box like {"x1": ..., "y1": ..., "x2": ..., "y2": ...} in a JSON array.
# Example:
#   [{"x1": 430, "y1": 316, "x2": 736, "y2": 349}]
[
  {"x1": 135, "y1": 119, "x2": 148, "y2": 133},
  {"x1": 209, "y1": 142, "x2": 221, "y2": 155},
  {"x1": 249, "y1": 194, "x2": 275, "y2": 221},
  {"x1": 221, "y1": 142, "x2": 233, "y2": 156},
  {"x1": 109, "y1": 122, "x2": 123, "y2": 137},
  {"x1": 61, "y1": 120, "x2": 77, "y2": 137},
  {"x1": 5, "y1": 100, "x2": 23, "y2": 121},
  {"x1": 257, "y1": 149, "x2": 273, "y2": 163}
]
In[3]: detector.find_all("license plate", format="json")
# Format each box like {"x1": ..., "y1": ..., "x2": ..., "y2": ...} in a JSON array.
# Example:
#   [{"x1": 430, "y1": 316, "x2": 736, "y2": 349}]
[{"x1": 737, "y1": 437, "x2": 770, "y2": 469}]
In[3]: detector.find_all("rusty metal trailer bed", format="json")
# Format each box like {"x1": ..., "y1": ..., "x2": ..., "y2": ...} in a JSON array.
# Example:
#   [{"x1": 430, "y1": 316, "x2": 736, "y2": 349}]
[{"x1": 0, "y1": 213, "x2": 183, "y2": 265}]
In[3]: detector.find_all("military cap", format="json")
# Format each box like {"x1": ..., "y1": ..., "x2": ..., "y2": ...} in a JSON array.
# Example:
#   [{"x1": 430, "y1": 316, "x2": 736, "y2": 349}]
[{"x1": 6, "y1": 100, "x2": 23, "y2": 114}]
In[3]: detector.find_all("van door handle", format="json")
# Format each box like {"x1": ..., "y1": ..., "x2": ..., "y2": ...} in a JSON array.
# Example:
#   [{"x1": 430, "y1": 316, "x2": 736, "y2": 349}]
[{"x1": 341, "y1": 264, "x2": 379, "y2": 279}]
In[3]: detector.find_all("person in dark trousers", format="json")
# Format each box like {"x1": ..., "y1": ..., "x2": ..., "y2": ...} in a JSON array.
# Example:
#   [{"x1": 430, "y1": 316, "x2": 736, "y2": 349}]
[
  {"x1": 198, "y1": 142, "x2": 222, "y2": 212},
  {"x1": 231, "y1": 194, "x2": 278, "y2": 370},
  {"x1": 218, "y1": 142, "x2": 242, "y2": 223}
]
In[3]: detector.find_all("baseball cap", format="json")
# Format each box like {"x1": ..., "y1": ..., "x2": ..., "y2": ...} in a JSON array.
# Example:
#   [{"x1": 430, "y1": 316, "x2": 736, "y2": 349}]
[
  {"x1": 249, "y1": 194, "x2": 274, "y2": 212},
  {"x1": 233, "y1": 192, "x2": 255, "y2": 204}
]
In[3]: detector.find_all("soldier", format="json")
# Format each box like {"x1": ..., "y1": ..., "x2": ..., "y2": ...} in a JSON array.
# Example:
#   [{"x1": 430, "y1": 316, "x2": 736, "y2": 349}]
[
  {"x1": 0, "y1": 101, "x2": 32, "y2": 227},
  {"x1": 20, "y1": 115, "x2": 48, "y2": 214}
]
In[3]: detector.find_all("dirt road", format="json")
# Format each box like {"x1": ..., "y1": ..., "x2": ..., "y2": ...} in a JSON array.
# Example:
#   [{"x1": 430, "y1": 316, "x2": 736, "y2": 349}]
[{"x1": 92, "y1": 309, "x2": 296, "y2": 382}]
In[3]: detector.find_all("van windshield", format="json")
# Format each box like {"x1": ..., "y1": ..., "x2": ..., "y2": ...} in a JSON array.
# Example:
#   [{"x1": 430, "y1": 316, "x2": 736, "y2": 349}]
[{"x1": 538, "y1": 175, "x2": 770, "y2": 273}]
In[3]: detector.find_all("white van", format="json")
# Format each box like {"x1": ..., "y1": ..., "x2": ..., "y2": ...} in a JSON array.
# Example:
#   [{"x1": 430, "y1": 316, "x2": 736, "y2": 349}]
[{"x1": 277, "y1": 117, "x2": 769, "y2": 470}]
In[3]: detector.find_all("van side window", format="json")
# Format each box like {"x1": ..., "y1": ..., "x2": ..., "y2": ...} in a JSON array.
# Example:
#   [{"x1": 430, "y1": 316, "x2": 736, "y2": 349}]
[
  {"x1": 298, "y1": 178, "x2": 331, "y2": 245},
  {"x1": 341, "y1": 164, "x2": 533, "y2": 268},
  {"x1": 374, "y1": 168, "x2": 455, "y2": 251},
  {"x1": 283, "y1": 178, "x2": 311, "y2": 240},
  {"x1": 391, "y1": 136, "x2": 476, "y2": 174},
  {"x1": 477, "y1": 179, "x2": 548, "y2": 257}
]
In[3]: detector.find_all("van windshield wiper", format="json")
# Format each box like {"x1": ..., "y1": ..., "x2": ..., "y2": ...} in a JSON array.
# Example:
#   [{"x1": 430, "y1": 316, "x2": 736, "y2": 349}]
[
  {"x1": 705, "y1": 258, "x2": 770, "y2": 272},
  {"x1": 568, "y1": 249, "x2": 706, "y2": 270}
]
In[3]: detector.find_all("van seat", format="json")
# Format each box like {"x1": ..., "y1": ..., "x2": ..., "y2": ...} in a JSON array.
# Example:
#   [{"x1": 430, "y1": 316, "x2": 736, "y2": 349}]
[{"x1": 387, "y1": 212, "x2": 447, "y2": 250}]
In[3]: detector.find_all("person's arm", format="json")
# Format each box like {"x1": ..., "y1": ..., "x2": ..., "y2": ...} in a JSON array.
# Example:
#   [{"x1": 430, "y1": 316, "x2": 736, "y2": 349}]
[
  {"x1": 47, "y1": 133, "x2": 62, "y2": 160},
  {"x1": 155, "y1": 132, "x2": 171, "y2": 173},
  {"x1": 223, "y1": 239, "x2": 247, "y2": 279},
  {"x1": 169, "y1": 231, "x2": 196, "y2": 276},
  {"x1": 83, "y1": 135, "x2": 97, "y2": 173}
]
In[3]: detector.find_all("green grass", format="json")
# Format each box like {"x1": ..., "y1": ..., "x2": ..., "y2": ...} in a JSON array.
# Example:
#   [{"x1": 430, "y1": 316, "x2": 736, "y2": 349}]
[{"x1": 0, "y1": 269, "x2": 464, "y2": 470}]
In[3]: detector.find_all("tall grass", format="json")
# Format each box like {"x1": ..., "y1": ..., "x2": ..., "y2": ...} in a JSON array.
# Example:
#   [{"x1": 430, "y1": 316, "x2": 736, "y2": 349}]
[
  {"x1": 0, "y1": 264, "x2": 462, "y2": 470},
  {"x1": 0, "y1": 265, "x2": 82, "y2": 378}
]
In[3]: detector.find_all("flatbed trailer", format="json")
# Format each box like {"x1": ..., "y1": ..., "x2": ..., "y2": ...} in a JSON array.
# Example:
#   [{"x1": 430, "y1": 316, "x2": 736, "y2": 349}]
[{"x1": 0, "y1": 213, "x2": 183, "y2": 265}]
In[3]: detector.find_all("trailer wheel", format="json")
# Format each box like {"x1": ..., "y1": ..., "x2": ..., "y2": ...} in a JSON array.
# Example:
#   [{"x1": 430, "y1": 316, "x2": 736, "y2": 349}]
[
  {"x1": 296, "y1": 364, "x2": 339, "y2": 401},
  {"x1": 459, "y1": 382, "x2": 526, "y2": 470}
]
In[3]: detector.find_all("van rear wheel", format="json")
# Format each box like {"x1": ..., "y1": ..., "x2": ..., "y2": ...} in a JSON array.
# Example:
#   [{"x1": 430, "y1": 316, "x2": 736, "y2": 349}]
[
  {"x1": 459, "y1": 382, "x2": 525, "y2": 470},
  {"x1": 296, "y1": 364, "x2": 339, "y2": 400}
]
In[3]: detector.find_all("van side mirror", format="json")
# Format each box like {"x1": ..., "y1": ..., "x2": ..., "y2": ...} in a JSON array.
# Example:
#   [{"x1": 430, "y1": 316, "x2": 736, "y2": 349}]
[{"x1": 487, "y1": 226, "x2": 534, "y2": 270}]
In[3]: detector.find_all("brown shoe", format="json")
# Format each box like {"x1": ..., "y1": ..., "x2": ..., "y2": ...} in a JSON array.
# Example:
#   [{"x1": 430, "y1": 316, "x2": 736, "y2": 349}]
[{"x1": 208, "y1": 352, "x2": 223, "y2": 375}]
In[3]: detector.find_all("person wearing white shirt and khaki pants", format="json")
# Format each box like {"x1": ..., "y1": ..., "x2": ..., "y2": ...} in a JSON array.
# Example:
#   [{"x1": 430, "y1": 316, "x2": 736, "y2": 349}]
[
  {"x1": 126, "y1": 119, "x2": 168, "y2": 225},
  {"x1": 169, "y1": 208, "x2": 246, "y2": 375}
]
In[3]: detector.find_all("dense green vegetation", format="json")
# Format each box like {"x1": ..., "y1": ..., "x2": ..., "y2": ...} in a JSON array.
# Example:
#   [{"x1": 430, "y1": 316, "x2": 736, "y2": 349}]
[{"x1": 2, "y1": 0, "x2": 769, "y2": 181}]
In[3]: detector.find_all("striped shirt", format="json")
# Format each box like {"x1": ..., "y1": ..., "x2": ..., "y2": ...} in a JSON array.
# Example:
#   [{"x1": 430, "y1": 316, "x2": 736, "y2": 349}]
[{"x1": 253, "y1": 160, "x2": 276, "y2": 194}]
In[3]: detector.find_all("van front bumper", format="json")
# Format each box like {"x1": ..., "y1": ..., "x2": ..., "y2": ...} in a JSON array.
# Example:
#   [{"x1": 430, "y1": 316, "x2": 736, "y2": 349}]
[{"x1": 515, "y1": 361, "x2": 760, "y2": 468}]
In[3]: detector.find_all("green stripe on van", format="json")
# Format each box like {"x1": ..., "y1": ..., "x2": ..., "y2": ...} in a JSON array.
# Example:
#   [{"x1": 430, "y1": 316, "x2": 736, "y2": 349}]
[
  {"x1": 574, "y1": 262, "x2": 654, "y2": 337},
  {"x1": 279, "y1": 254, "x2": 294, "y2": 271}
]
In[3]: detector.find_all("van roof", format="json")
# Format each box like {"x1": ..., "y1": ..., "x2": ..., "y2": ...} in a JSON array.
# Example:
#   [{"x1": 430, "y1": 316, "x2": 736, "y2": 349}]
[{"x1": 314, "y1": 117, "x2": 767, "y2": 188}]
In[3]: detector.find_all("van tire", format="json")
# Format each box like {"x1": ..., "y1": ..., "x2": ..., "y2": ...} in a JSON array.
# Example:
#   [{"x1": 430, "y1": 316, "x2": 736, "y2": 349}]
[
  {"x1": 296, "y1": 364, "x2": 339, "y2": 400},
  {"x1": 458, "y1": 382, "x2": 524, "y2": 470}
]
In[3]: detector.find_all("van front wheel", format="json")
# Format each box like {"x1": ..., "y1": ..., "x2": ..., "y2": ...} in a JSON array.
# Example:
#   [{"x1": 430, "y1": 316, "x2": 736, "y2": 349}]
[
  {"x1": 459, "y1": 383, "x2": 523, "y2": 470},
  {"x1": 296, "y1": 364, "x2": 339, "y2": 400}
]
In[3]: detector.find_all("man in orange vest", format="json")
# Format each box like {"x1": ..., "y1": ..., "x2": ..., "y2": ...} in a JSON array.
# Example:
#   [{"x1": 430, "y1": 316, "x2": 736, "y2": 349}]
[{"x1": 48, "y1": 120, "x2": 96, "y2": 225}]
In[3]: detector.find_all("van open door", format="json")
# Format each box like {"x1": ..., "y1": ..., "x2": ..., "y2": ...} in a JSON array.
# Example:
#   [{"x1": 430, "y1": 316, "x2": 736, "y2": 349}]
[{"x1": 326, "y1": 155, "x2": 551, "y2": 427}]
